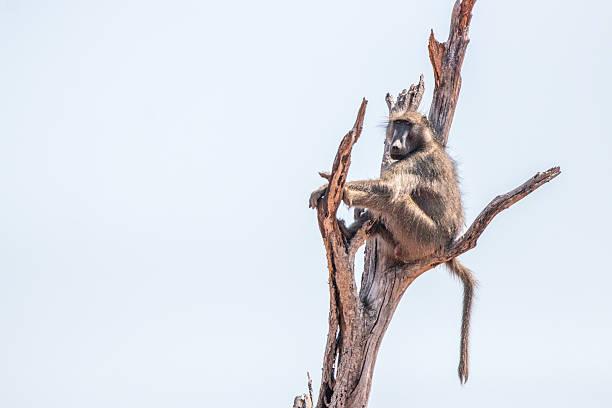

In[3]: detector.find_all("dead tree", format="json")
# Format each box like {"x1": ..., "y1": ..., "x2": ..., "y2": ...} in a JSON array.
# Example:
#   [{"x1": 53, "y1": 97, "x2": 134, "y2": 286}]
[{"x1": 294, "y1": 1, "x2": 560, "y2": 407}]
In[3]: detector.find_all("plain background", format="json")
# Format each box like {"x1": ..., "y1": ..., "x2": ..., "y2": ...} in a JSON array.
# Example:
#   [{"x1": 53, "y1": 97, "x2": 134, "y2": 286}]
[{"x1": 1, "y1": 0, "x2": 611, "y2": 407}]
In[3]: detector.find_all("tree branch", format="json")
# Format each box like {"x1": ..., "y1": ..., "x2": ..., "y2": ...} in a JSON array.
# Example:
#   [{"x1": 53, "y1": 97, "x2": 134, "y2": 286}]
[
  {"x1": 312, "y1": 100, "x2": 367, "y2": 407},
  {"x1": 348, "y1": 219, "x2": 373, "y2": 257},
  {"x1": 428, "y1": 0, "x2": 477, "y2": 145},
  {"x1": 319, "y1": 98, "x2": 367, "y2": 220},
  {"x1": 297, "y1": 1, "x2": 561, "y2": 407},
  {"x1": 431, "y1": 166, "x2": 561, "y2": 264}
]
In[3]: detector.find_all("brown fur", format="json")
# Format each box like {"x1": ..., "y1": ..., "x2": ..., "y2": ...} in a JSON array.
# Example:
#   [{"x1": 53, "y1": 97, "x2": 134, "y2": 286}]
[{"x1": 309, "y1": 112, "x2": 476, "y2": 384}]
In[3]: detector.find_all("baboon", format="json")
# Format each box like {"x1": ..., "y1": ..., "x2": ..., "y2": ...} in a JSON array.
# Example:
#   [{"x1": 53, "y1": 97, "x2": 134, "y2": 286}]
[{"x1": 309, "y1": 111, "x2": 476, "y2": 384}]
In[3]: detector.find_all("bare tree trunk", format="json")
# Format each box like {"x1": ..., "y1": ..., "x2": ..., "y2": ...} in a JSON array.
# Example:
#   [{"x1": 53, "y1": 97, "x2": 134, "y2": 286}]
[{"x1": 295, "y1": 1, "x2": 560, "y2": 407}]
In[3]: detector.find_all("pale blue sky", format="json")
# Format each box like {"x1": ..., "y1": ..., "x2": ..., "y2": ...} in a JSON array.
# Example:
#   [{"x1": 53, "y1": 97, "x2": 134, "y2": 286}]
[{"x1": 1, "y1": 0, "x2": 611, "y2": 407}]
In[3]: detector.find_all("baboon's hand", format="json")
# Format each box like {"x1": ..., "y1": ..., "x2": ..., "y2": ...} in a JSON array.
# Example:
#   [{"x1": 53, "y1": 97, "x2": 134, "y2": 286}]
[
  {"x1": 343, "y1": 188, "x2": 368, "y2": 208},
  {"x1": 309, "y1": 184, "x2": 328, "y2": 209}
]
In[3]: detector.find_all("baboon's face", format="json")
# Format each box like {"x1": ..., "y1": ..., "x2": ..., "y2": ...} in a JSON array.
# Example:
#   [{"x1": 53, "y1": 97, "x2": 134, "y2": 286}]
[{"x1": 390, "y1": 120, "x2": 417, "y2": 160}]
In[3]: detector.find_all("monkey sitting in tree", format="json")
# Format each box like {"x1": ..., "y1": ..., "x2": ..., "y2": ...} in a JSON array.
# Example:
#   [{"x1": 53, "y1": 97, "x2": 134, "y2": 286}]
[{"x1": 309, "y1": 111, "x2": 476, "y2": 384}]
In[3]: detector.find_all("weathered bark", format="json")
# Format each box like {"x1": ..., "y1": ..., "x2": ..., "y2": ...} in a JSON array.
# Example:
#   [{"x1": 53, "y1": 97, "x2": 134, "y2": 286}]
[
  {"x1": 294, "y1": 1, "x2": 560, "y2": 407},
  {"x1": 428, "y1": 0, "x2": 477, "y2": 146}
]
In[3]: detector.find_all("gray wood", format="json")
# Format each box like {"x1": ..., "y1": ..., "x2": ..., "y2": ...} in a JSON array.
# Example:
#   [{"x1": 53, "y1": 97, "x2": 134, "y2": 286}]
[{"x1": 296, "y1": 1, "x2": 560, "y2": 407}]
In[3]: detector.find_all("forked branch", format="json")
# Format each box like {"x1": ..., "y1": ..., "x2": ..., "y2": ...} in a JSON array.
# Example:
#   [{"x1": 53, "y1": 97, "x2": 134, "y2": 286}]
[
  {"x1": 296, "y1": 1, "x2": 561, "y2": 407},
  {"x1": 442, "y1": 166, "x2": 561, "y2": 261},
  {"x1": 314, "y1": 99, "x2": 367, "y2": 326},
  {"x1": 420, "y1": 166, "x2": 562, "y2": 270}
]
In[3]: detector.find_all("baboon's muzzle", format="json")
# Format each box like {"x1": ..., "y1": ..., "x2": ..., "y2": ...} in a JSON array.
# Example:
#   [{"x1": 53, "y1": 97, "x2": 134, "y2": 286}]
[{"x1": 390, "y1": 146, "x2": 407, "y2": 160}]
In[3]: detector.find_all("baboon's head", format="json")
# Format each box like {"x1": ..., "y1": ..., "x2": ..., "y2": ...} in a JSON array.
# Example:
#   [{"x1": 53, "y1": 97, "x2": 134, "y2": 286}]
[{"x1": 388, "y1": 112, "x2": 434, "y2": 160}]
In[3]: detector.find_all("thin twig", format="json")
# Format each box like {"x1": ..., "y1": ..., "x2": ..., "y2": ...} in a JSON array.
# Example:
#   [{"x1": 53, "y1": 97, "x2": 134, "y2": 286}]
[{"x1": 307, "y1": 372, "x2": 314, "y2": 404}]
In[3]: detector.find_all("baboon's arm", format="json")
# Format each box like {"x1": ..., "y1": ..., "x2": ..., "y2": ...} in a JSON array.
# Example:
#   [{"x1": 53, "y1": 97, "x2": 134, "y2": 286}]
[
  {"x1": 344, "y1": 180, "x2": 388, "y2": 192},
  {"x1": 344, "y1": 170, "x2": 419, "y2": 194},
  {"x1": 309, "y1": 179, "x2": 396, "y2": 209},
  {"x1": 344, "y1": 180, "x2": 436, "y2": 231},
  {"x1": 342, "y1": 180, "x2": 392, "y2": 208}
]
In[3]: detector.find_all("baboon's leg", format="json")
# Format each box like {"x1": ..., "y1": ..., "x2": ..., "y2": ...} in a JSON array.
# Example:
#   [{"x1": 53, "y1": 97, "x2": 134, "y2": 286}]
[
  {"x1": 342, "y1": 209, "x2": 372, "y2": 239},
  {"x1": 367, "y1": 218, "x2": 396, "y2": 245}
]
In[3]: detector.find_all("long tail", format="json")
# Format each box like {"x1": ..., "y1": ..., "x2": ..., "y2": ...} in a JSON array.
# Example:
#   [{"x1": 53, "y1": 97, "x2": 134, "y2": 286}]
[{"x1": 445, "y1": 258, "x2": 477, "y2": 384}]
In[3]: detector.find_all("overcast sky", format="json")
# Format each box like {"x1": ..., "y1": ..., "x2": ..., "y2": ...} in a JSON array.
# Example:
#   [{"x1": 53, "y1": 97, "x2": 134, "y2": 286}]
[{"x1": 1, "y1": 0, "x2": 611, "y2": 407}]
